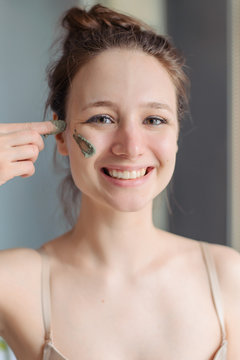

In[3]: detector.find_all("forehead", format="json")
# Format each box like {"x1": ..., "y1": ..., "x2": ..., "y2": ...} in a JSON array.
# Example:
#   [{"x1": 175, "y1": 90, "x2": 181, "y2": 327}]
[{"x1": 68, "y1": 48, "x2": 177, "y2": 113}]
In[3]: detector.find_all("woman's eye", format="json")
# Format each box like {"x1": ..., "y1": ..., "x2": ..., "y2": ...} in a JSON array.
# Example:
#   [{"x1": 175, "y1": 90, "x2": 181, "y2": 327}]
[
  {"x1": 85, "y1": 114, "x2": 114, "y2": 124},
  {"x1": 143, "y1": 116, "x2": 167, "y2": 125}
]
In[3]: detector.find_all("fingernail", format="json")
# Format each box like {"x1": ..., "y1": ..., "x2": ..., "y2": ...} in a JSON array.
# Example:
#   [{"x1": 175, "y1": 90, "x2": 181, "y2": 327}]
[{"x1": 43, "y1": 120, "x2": 67, "y2": 138}]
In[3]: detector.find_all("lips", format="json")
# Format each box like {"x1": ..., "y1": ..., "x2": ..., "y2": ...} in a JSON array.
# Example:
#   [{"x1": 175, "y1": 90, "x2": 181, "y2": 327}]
[{"x1": 102, "y1": 167, "x2": 153, "y2": 180}]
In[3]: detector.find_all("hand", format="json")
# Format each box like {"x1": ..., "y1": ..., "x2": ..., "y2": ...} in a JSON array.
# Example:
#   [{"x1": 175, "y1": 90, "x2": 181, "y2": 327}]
[{"x1": 0, "y1": 121, "x2": 57, "y2": 186}]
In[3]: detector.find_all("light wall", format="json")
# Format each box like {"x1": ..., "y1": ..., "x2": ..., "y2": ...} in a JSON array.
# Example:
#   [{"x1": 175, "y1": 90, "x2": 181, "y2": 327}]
[
  {"x1": 0, "y1": 0, "x2": 77, "y2": 250},
  {"x1": 228, "y1": 0, "x2": 240, "y2": 251},
  {"x1": 103, "y1": 0, "x2": 166, "y2": 34}
]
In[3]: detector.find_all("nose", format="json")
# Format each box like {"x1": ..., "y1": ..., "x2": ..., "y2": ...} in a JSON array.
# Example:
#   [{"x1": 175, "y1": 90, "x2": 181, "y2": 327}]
[{"x1": 111, "y1": 122, "x2": 144, "y2": 159}]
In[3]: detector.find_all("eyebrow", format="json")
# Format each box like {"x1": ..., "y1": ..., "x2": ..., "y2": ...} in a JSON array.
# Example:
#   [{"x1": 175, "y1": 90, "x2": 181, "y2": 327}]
[{"x1": 81, "y1": 100, "x2": 173, "y2": 113}]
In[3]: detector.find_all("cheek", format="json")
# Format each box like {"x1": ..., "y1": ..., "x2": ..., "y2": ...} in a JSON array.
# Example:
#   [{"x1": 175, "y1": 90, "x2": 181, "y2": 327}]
[
  {"x1": 67, "y1": 126, "x2": 110, "y2": 155},
  {"x1": 65, "y1": 129, "x2": 108, "y2": 182},
  {"x1": 151, "y1": 132, "x2": 178, "y2": 163},
  {"x1": 62, "y1": 131, "x2": 90, "y2": 188}
]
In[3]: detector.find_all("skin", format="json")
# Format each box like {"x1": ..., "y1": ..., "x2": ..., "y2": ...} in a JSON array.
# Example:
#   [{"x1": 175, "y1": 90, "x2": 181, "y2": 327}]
[
  {"x1": 0, "y1": 48, "x2": 240, "y2": 360},
  {"x1": 0, "y1": 121, "x2": 57, "y2": 185},
  {"x1": 57, "y1": 48, "x2": 178, "y2": 216}
]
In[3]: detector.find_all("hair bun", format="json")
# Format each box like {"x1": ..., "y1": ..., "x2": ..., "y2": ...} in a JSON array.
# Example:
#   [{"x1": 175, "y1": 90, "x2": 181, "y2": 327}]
[
  {"x1": 62, "y1": 4, "x2": 151, "y2": 33},
  {"x1": 62, "y1": 7, "x2": 99, "y2": 32}
]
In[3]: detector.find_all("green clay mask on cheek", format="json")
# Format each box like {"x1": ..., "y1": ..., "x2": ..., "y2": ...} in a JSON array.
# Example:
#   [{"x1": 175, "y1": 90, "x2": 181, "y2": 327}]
[{"x1": 73, "y1": 129, "x2": 96, "y2": 158}]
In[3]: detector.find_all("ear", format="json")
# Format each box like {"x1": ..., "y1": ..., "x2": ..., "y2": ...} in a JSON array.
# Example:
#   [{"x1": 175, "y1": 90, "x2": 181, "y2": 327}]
[{"x1": 53, "y1": 113, "x2": 69, "y2": 156}]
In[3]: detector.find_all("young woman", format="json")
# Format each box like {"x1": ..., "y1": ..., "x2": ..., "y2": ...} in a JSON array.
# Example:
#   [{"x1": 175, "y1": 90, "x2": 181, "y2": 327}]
[{"x1": 0, "y1": 4, "x2": 239, "y2": 360}]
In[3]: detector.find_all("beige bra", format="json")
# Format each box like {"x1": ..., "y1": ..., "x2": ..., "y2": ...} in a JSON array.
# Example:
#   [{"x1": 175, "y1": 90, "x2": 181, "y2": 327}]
[{"x1": 37, "y1": 241, "x2": 228, "y2": 360}]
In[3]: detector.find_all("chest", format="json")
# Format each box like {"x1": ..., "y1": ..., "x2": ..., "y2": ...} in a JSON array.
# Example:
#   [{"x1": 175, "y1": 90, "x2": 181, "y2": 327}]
[
  {"x1": 47, "y1": 263, "x2": 222, "y2": 360},
  {"x1": 4, "y1": 256, "x2": 222, "y2": 360}
]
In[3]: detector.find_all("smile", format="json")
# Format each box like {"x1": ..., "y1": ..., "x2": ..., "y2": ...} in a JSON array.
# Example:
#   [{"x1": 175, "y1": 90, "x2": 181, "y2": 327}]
[{"x1": 102, "y1": 167, "x2": 153, "y2": 180}]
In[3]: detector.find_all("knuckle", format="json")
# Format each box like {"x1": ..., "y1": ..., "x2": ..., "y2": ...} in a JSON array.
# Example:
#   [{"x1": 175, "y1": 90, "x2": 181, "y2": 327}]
[
  {"x1": 29, "y1": 129, "x2": 39, "y2": 140},
  {"x1": 22, "y1": 129, "x2": 39, "y2": 141},
  {"x1": 25, "y1": 161, "x2": 35, "y2": 175},
  {"x1": 20, "y1": 129, "x2": 33, "y2": 138},
  {"x1": 30, "y1": 144, "x2": 39, "y2": 155},
  {"x1": 26, "y1": 122, "x2": 35, "y2": 131}
]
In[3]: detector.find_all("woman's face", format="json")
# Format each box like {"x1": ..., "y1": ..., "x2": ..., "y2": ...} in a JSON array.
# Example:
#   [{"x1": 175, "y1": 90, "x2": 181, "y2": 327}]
[{"x1": 56, "y1": 48, "x2": 179, "y2": 212}]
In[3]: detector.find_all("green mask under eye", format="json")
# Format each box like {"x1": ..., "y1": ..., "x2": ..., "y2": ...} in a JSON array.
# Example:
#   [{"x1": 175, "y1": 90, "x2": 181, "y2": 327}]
[{"x1": 73, "y1": 129, "x2": 96, "y2": 158}]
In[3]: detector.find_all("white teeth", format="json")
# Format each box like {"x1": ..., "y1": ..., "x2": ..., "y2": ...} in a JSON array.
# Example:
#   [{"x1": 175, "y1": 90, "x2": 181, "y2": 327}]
[
  {"x1": 112, "y1": 170, "x2": 118, "y2": 178},
  {"x1": 108, "y1": 168, "x2": 147, "y2": 179},
  {"x1": 130, "y1": 171, "x2": 136, "y2": 179}
]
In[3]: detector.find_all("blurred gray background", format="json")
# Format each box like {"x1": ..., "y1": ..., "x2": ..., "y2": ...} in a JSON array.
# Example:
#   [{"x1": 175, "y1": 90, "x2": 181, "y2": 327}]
[
  {"x1": 0, "y1": 0, "x2": 77, "y2": 251},
  {"x1": 1, "y1": 0, "x2": 239, "y2": 253}
]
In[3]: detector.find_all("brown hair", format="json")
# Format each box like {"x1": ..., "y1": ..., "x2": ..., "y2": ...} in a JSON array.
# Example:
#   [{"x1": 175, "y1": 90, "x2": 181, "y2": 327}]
[{"x1": 45, "y1": 4, "x2": 189, "y2": 227}]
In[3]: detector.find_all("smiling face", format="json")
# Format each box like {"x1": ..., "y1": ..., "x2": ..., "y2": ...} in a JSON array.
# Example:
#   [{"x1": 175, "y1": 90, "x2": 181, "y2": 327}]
[{"x1": 56, "y1": 48, "x2": 179, "y2": 212}]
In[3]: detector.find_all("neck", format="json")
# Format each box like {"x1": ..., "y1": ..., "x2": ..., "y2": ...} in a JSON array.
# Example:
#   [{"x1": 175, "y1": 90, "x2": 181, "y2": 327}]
[{"x1": 67, "y1": 195, "x2": 163, "y2": 275}]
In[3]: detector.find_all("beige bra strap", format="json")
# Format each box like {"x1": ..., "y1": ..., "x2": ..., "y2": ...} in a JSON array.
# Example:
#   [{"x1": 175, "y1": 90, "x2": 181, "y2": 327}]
[
  {"x1": 199, "y1": 241, "x2": 227, "y2": 341},
  {"x1": 37, "y1": 247, "x2": 53, "y2": 343}
]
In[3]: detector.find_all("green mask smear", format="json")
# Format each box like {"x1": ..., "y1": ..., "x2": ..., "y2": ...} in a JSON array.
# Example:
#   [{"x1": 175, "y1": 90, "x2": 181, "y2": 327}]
[{"x1": 73, "y1": 129, "x2": 96, "y2": 158}]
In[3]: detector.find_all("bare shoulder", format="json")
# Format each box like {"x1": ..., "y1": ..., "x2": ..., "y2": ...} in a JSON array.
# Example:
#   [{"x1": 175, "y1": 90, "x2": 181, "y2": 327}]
[
  {"x1": 0, "y1": 246, "x2": 41, "y2": 273},
  {"x1": 0, "y1": 247, "x2": 41, "y2": 335},
  {"x1": 0, "y1": 247, "x2": 42, "y2": 289},
  {"x1": 206, "y1": 242, "x2": 240, "y2": 286},
  {"x1": 206, "y1": 242, "x2": 240, "y2": 305},
  {"x1": 197, "y1": 241, "x2": 240, "y2": 304},
  {"x1": 207, "y1": 243, "x2": 240, "y2": 357}
]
